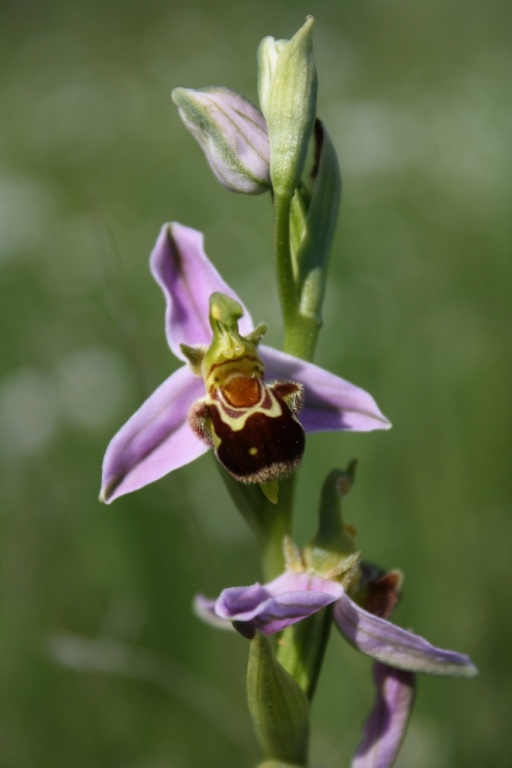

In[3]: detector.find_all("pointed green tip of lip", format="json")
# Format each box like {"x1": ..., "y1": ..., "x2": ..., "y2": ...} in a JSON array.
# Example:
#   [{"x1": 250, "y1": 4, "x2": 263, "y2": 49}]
[{"x1": 260, "y1": 480, "x2": 279, "y2": 504}]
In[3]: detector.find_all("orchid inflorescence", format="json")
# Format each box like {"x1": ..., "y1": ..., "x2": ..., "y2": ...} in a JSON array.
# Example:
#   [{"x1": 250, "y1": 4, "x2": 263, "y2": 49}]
[{"x1": 101, "y1": 17, "x2": 477, "y2": 768}]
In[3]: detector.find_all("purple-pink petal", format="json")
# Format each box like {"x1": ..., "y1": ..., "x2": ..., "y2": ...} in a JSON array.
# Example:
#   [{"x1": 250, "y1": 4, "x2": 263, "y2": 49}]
[
  {"x1": 333, "y1": 592, "x2": 478, "y2": 678},
  {"x1": 260, "y1": 346, "x2": 391, "y2": 432},
  {"x1": 352, "y1": 663, "x2": 416, "y2": 768},
  {"x1": 100, "y1": 365, "x2": 207, "y2": 503},
  {"x1": 203, "y1": 572, "x2": 343, "y2": 636},
  {"x1": 150, "y1": 223, "x2": 254, "y2": 359},
  {"x1": 173, "y1": 87, "x2": 270, "y2": 194},
  {"x1": 194, "y1": 595, "x2": 236, "y2": 631}
]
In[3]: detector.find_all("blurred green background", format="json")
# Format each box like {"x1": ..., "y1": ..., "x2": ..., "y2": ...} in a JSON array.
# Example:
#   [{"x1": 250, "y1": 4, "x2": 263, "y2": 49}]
[{"x1": 0, "y1": 0, "x2": 510, "y2": 765}]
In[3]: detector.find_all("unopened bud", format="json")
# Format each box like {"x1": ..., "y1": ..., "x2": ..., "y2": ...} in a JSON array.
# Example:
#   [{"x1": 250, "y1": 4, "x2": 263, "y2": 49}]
[
  {"x1": 257, "y1": 17, "x2": 317, "y2": 197},
  {"x1": 172, "y1": 86, "x2": 270, "y2": 194}
]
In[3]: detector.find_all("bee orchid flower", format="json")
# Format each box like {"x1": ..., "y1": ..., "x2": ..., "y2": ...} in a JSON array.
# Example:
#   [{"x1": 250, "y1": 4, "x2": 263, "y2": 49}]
[
  {"x1": 194, "y1": 569, "x2": 477, "y2": 679},
  {"x1": 100, "y1": 223, "x2": 391, "y2": 503},
  {"x1": 195, "y1": 561, "x2": 477, "y2": 768}
]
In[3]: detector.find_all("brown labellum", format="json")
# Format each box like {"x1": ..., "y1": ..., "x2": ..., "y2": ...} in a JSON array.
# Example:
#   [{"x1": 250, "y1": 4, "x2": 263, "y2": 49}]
[{"x1": 189, "y1": 378, "x2": 305, "y2": 484}]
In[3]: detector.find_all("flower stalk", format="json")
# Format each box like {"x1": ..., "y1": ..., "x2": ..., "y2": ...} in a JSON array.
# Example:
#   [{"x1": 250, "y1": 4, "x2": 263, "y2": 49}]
[{"x1": 220, "y1": 470, "x2": 296, "y2": 581}]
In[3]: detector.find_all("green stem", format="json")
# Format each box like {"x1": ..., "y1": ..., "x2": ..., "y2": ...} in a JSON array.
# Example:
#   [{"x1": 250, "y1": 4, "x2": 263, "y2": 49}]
[
  {"x1": 274, "y1": 193, "x2": 298, "y2": 329},
  {"x1": 218, "y1": 469, "x2": 295, "y2": 581},
  {"x1": 258, "y1": 476, "x2": 295, "y2": 581},
  {"x1": 270, "y1": 183, "x2": 332, "y2": 710},
  {"x1": 274, "y1": 192, "x2": 321, "y2": 363}
]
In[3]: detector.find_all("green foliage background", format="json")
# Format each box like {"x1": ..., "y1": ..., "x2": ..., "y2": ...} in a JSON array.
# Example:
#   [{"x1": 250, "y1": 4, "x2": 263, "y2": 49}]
[{"x1": 0, "y1": 0, "x2": 510, "y2": 765}]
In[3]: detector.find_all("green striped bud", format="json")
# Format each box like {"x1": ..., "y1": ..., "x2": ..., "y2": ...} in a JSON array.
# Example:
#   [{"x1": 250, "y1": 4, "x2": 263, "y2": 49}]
[
  {"x1": 257, "y1": 17, "x2": 317, "y2": 197},
  {"x1": 172, "y1": 86, "x2": 270, "y2": 194}
]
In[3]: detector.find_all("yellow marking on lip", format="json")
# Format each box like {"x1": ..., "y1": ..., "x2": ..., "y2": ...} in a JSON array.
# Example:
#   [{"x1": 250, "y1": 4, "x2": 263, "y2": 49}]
[{"x1": 216, "y1": 388, "x2": 283, "y2": 432}]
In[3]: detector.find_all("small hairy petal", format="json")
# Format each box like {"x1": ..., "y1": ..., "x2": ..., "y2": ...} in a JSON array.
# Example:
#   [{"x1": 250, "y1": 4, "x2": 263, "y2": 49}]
[
  {"x1": 352, "y1": 663, "x2": 416, "y2": 768},
  {"x1": 260, "y1": 346, "x2": 391, "y2": 432},
  {"x1": 361, "y1": 568, "x2": 403, "y2": 620},
  {"x1": 150, "y1": 223, "x2": 254, "y2": 359},
  {"x1": 333, "y1": 592, "x2": 478, "y2": 678},
  {"x1": 270, "y1": 380, "x2": 305, "y2": 416},
  {"x1": 100, "y1": 366, "x2": 206, "y2": 503}
]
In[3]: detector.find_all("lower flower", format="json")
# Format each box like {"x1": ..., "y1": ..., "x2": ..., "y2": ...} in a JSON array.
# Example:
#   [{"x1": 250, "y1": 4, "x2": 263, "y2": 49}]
[
  {"x1": 195, "y1": 568, "x2": 477, "y2": 677},
  {"x1": 195, "y1": 561, "x2": 477, "y2": 768}
]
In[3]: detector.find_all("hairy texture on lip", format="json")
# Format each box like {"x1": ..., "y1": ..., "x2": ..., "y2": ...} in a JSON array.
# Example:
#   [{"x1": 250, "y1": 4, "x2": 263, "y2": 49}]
[{"x1": 190, "y1": 383, "x2": 305, "y2": 484}]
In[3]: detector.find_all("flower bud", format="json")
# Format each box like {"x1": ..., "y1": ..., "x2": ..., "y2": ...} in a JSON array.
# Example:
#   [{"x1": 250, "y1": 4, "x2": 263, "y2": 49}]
[
  {"x1": 257, "y1": 17, "x2": 317, "y2": 197},
  {"x1": 257, "y1": 38, "x2": 286, "y2": 113},
  {"x1": 247, "y1": 633, "x2": 309, "y2": 765},
  {"x1": 171, "y1": 86, "x2": 270, "y2": 194}
]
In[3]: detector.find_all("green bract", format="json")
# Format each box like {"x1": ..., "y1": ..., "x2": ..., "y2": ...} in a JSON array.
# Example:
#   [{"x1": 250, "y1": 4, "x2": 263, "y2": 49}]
[
  {"x1": 291, "y1": 121, "x2": 342, "y2": 334},
  {"x1": 248, "y1": 633, "x2": 310, "y2": 766}
]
